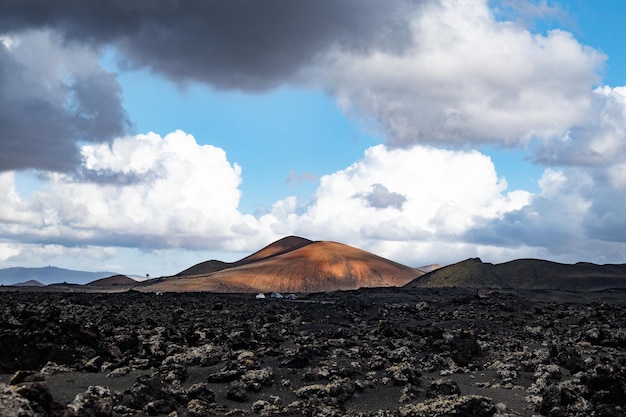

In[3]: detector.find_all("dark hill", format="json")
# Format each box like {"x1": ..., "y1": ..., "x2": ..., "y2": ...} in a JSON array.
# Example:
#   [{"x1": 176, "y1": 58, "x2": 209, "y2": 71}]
[
  {"x1": 12, "y1": 280, "x2": 45, "y2": 287},
  {"x1": 405, "y1": 257, "x2": 626, "y2": 291},
  {"x1": 175, "y1": 260, "x2": 231, "y2": 277},
  {"x1": 86, "y1": 275, "x2": 137, "y2": 287}
]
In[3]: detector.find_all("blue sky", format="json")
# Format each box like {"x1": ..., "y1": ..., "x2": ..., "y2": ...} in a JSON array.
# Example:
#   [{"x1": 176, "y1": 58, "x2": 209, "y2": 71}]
[
  {"x1": 118, "y1": 77, "x2": 379, "y2": 215},
  {"x1": 1, "y1": 0, "x2": 626, "y2": 276}
]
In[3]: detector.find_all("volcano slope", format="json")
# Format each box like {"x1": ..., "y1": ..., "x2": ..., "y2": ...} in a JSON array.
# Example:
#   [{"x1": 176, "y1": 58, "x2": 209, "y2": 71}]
[
  {"x1": 175, "y1": 236, "x2": 315, "y2": 277},
  {"x1": 137, "y1": 237, "x2": 423, "y2": 293}
]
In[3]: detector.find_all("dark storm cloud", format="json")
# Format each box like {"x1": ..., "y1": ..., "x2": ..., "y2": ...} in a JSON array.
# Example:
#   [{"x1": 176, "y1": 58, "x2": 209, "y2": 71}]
[
  {"x1": 0, "y1": 0, "x2": 418, "y2": 90},
  {"x1": 73, "y1": 168, "x2": 159, "y2": 186},
  {"x1": 464, "y1": 206, "x2": 566, "y2": 250},
  {"x1": 0, "y1": 0, "x2": 419, "y2": 173},
  {"x1": 581, "y1": 186, "x2": 626, "y2": 243},
  {"x1": 0, "y1": 38, "x2": 129, "y2": 172}
]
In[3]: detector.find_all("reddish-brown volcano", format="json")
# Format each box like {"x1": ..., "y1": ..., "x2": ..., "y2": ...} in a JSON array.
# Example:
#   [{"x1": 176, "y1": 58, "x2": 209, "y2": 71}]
[
  {"x1": 138, "y1": 237, "x2": 423, "y2": 293},
  {"x1": 176, "y1": 236, "x2": 314, "y2": 276}
]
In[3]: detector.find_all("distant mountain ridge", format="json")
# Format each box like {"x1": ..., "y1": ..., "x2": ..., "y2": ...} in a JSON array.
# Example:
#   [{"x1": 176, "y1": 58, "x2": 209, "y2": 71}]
[
  {"x1": 405, "y1": 257, "x2": 626, "y2": 291},
  {"x1": 0, "y1": 266, "x2": 120, "y2": 286},
  {"x1": 7, "y1": 239, "x2": 624, "y2": 294},
  {"x1": 12, "y1": 279, "x2": 44, "y2": 287}
]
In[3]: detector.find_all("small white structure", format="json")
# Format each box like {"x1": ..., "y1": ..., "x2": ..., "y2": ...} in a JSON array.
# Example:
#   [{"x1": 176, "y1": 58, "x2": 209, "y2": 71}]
[
  {"x1": 270, "y1": 292, "x2": 284, "y2": 299},
  {"x1": 255, "y1": 293, "x2": 266, "y2": 299}
]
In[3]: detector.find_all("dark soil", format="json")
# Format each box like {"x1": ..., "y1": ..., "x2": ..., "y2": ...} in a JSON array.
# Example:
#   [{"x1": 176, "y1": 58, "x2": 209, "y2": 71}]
[{"x1": 1, "y1": 288, "x2": 625, "y2": 416}]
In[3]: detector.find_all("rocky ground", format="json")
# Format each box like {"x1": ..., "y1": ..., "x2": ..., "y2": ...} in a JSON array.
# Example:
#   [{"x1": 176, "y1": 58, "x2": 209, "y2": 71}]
[{"x1": 0, "y1": 288, "x2": 625, "y2": 416}]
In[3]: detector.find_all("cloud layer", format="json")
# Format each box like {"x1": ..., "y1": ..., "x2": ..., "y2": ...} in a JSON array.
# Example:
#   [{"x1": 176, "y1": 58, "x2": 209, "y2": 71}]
[
  {"x1": 1, "y1": 0, "x2": 626, "y2": 271},
  {"x1": 0, "y1": 0, "x2": 417, "y2": 90},
  {"x1": 260, "y1": 143, "x2": 533, "y2": 264},
  {"x1": 0, "y1": 0, "x2": 615, "y2": 169},
  {"x1": 0, "y1": 131, "x2": 533, "y2": 267},
  {"x1": 326, "y1": 0, "x2": 605, "y2": 146},
  {"x1": 1, "y1": 127, "x2": 626, "y2": 269},
  {"x1": 0, "y1": 0, "x2": 416, "y2": 173},
  {"x1": 0, "y1": 131, "x2": 252, "y2": 250}
]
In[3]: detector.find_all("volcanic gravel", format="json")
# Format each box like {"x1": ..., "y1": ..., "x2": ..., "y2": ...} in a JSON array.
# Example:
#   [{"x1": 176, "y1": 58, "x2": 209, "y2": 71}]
[{"x1": 0, "y1": 288, "x2": 625, "y2": 416}]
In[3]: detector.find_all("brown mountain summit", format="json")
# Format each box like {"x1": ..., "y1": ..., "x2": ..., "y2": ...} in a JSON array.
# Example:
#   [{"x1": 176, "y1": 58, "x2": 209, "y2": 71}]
[
  {"x1": 176, "y1": 236, "x2": 314, "y2": 276},
  {"x1": 405, "y1": 257, "x2": 626, "y2": 291},
  {"x1": 139, "y1": 237, "x2": 423, "y2": 293}
]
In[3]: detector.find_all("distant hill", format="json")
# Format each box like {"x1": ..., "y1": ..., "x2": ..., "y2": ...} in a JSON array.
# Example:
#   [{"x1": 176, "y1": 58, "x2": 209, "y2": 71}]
[
  {"x1": 139, "y1": 237, "x2": 424, "y2": 293},
  {"x1": 12, "y1": 280, "x2": 44, "y2": 287},
  {"x1": 405, "y1": 258, "x2": 626, "y2": 291},
  {"x1": 0, "y1": 266, "x2": 121, "y2": 286},
  {"x1": 86, "y1": 275, "x2": 137, "y2": 287}
]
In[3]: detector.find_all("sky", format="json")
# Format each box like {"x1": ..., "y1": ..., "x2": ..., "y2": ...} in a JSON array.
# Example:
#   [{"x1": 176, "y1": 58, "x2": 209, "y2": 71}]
[{"x1": 1, "y1": 0, "x2": 626, "y2": 276}]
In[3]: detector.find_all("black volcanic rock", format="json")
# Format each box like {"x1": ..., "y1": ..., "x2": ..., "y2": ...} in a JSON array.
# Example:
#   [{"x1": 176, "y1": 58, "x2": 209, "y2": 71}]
[
  {"x1": 400, "y1": 395, "x2": 496, "y2": 416},
  {"x1": 0, "y1": 288, "x2": 624, "y2": 416},
  {"x1": 15, "y1": 383, "x2": 65, "y2": 417},
  {"x1": 0, "y1": 298, "x2": 107, "y2": 373},
  {"x1": 426, "y1": 378, "x2": 461, "y2": 398},
  {"x1": 0, "y1": 382, "x2": 39, "y2": 416}
]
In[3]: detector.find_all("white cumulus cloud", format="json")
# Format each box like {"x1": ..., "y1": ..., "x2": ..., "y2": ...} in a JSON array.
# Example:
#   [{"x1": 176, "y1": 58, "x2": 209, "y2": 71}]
[
  {"x1": 0, "y1": 131, "x2": 260, "y2": 251},
  {"x1": 325, "y1": 0, "x2": 605, "y2": 146},
  {"x1": 260, "y1": 144, "x2": 531, "y2": 265}
]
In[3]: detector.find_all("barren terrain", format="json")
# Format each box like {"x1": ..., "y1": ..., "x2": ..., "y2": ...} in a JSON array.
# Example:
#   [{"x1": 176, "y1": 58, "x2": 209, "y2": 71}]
[{"x1": 1, "y1": 288, "x2": 624, "y2": 416}]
